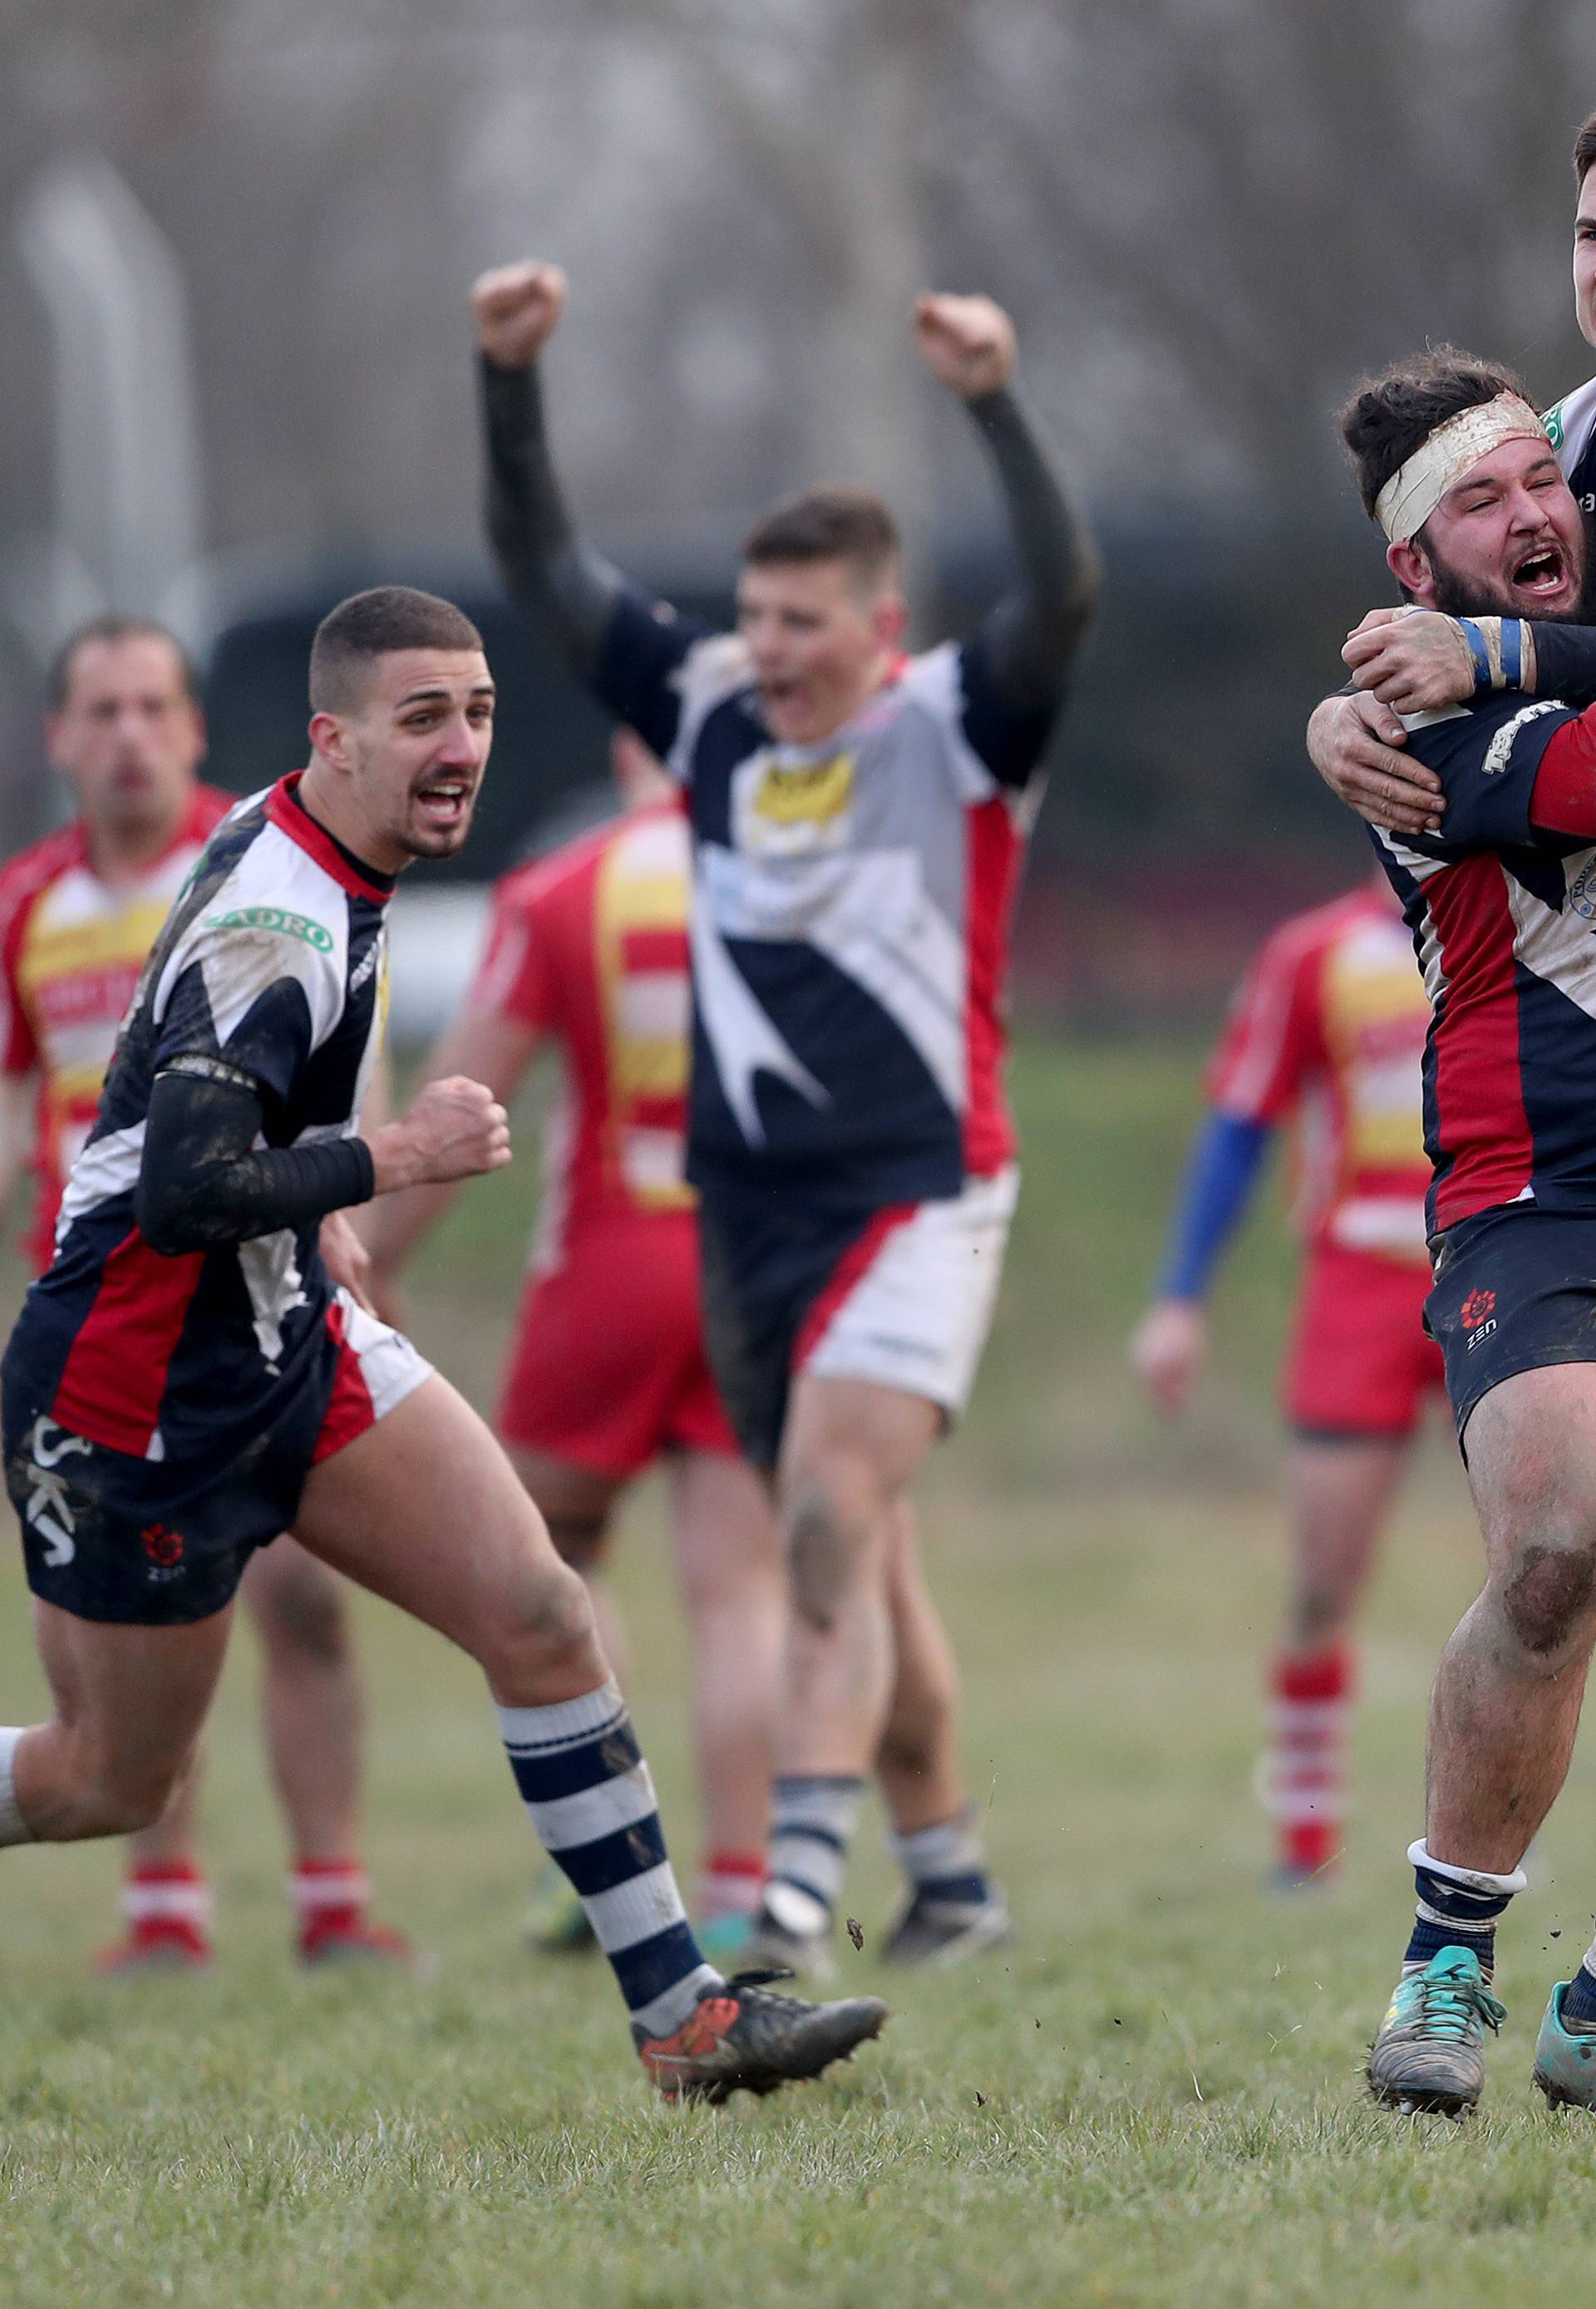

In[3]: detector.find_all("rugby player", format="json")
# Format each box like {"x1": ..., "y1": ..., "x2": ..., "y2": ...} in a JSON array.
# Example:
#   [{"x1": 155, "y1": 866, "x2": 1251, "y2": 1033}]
[
  {"x1": 0, "y1": 615, "x2": 406, "y2": 1972},
  {"x1": 471, "y1": 260, "x2": 1100, "y2": 1972},
  {"x1": 1130, "y1": 874, "x2": 1439, "y2": 1885},
  {"x1": 1313, "y1": 350, "x2": 1596, "y2": 2116},
  {"x1": 365, "y1": 727, "x2": 784, "y2": 1960},
  {"x1": 1308, "y1": 106, "x2": 1596, "y2": 825},
  {"x1": 0, "y1": 584, "x2": 886, "y2": 2100}
]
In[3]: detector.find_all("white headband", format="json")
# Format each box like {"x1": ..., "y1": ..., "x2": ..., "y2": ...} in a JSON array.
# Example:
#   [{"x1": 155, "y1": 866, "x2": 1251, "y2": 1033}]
[{"x1": 1374, "y1": 392, "x2": 1549, "y2": 544}]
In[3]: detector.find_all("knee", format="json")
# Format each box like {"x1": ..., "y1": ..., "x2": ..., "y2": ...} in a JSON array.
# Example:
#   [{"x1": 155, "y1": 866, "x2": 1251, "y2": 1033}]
[
  {"x1": 782, "y1": 1460, "x2": 880, "y2": 1634},
  {"x1": 254, "y1": 1557, "x2": 348, "y2": 1667},
  {"x1": 484, "y1": 1556, "x2": 602, "y2": 1694},
  {"x1": 1497, "y1": 1536, "x2": 1596, "y2": 1662}
]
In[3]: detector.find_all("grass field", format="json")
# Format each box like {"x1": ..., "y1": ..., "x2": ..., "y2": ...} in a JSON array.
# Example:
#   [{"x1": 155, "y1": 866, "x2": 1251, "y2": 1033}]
[{"x1": 4, "y1": 1031, "x2": 1596, "y2": 2307}]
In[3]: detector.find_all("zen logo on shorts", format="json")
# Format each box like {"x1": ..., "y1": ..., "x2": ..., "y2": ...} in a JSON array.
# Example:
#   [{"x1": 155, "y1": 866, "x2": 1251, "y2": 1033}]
[{"x1": 21, "y1": 1416, "x2": 90, "y2": 1566}]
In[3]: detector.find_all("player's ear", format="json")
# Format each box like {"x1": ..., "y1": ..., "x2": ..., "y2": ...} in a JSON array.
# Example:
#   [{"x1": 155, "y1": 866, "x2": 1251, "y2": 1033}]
[
  {"x1": 872, "y1": 591, "x2": 908, "y2": 651},
  {"x1": 1387, "y1": 537, "x2": 1434, "y2": 606},
  {"x1": 308, "y1": 709, "x2": 352, "y2": 770}
]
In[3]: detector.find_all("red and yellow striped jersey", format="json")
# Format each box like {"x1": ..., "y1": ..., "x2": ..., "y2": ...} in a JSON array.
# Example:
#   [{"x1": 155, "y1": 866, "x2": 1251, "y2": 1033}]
[
  {"x1": 0, "y1": 785, "x2": 234, "y2": 1268},
  {"x1": 471, "y1": 800, "x2": 695, "y2": 1269}
]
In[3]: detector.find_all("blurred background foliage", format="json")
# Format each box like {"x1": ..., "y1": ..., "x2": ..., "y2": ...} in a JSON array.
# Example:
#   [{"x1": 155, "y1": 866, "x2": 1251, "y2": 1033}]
[{"x1": 2, "y1": 0, "x2": 1594, "y2": 1012}]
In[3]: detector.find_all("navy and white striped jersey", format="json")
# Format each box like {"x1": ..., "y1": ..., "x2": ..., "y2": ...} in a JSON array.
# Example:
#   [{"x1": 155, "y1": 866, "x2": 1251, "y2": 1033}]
[
  {"x1": 1545, "y1": 377, "x2": 1596, "y2": 511},
  {"x1": 1371, "y1": 691, "x2": 1596, "y2": 1234},
  {"x1": 596, "y1": 588, "x2": 1057, "y2": 1214},
  {"x1": 7, "y1": 775, "x2": 391, "y2": 1465}
]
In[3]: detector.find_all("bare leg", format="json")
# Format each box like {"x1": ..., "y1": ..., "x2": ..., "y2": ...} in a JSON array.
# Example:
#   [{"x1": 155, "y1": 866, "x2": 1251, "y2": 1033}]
[
  {"x1": 666, "y1": 1447, "x2": 783, "y2": 1861},
  {"x1": 1284, "y1": 1435, "x2": 1408, "y2": 1652},
  {"x1": 501, "y1": 1444, "x2": 627, "y2": 1680},
  {"x1": 775, "y1": 1375, "x2": 940, "y2": 1775},
  {"x1": 874, "y1": 1498, "x2": 964, "y2": 1834},
  {"x1": 12, "y1": 1599, "x2": 233, "y2": 1843},
  {"x1": 1425, "y1": 1366, "x2": 1596, "y2": 1870},
  {"x1": 290, "y1": 1378, "x2": 603, "y2": 1703},
  {"x1": 242, "y1": 1536, "x2": 362, "y2": 1863}
]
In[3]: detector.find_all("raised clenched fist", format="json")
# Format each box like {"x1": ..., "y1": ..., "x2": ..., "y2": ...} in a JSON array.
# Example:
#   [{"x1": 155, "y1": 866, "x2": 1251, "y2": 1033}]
[
  {"x1": 470, "y1": 261, "x2": 569, "y2": 368},
  {"x1": 368, "y1": 1076, "x2": 512, "y2": 1194},
  {"x1": 912, "y1": 293, "x2": 1017, "y2": 399}
]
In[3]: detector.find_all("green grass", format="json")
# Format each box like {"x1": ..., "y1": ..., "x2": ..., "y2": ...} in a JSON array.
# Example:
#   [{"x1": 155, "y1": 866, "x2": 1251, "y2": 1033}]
[{"x1": 2, "y1": 1031, "x2": 1591, "y2": 2306}]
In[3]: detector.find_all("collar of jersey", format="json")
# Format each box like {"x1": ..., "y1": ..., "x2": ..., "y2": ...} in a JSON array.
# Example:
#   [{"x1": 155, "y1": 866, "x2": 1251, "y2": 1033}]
[
  {"x1": 267, "y1": 774, "x2": 397, "y2": 904},
  {"x1": 753, "y1": 654, "x2": 912, "y2": 763}
]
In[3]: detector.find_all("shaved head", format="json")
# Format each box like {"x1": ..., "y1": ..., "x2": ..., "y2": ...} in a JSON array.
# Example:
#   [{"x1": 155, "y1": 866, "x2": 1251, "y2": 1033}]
[{"x1": 309, "y1": 587, "x2": 485, "y2": 716}]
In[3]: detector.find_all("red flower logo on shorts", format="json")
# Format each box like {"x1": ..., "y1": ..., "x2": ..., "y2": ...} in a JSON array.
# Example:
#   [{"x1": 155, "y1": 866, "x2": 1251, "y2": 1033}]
[
  {"x1": 1460, "y1": 1289, "x2": 1497, "y2": 1332},
  {"x1": 140, "y1": 1523, "x2": 185, "y2": 1568}
]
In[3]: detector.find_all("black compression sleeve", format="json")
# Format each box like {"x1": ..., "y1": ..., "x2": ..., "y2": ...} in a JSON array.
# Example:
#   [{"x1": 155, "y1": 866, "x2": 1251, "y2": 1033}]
[
  {"x1": 135, "y1": 1063, "x2": 375, "y2": 1257},
  {"x1": 965, "y1": 386, "x2": 1101, "y2": 710},
  {"x1": 479, "y1": 353, "x2": 625, "y2": 677},
  {"x1": 1525, "y1": 621, "x2": 1596, "y2": 709}
]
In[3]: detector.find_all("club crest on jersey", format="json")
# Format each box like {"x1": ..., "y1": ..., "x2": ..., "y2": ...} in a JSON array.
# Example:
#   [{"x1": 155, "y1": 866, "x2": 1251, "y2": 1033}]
[
  {"x1": 735, "y1": 751, "x2": 856, "y2": 854},
  {"x1": 1570, "y1": 859, "x2": 1596, "y2": 921},
  {"x1": 204, "y1": 905, "x2": 333, "y2": 952}
]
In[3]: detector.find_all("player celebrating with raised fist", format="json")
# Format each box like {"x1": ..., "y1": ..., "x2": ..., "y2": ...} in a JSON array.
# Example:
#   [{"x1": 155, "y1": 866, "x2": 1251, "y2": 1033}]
[
  {"x1": 472, "y1": 261, "x2": 1099, "y2": 1971},
  {"x1": 0, "y1": 584, "x2": 885, "y2": 2102}
]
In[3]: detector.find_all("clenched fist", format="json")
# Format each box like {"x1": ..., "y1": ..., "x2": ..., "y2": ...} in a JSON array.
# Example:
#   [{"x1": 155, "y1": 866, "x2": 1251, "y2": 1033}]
[
  {"x1": 1128, "y1": 1299, "x2": 1208, "y2": 1417},
  {"x1": 913, "y1": 292, "x2": 1017, "y2": 399},
  {"x1": 367, "y1": 1076, "x2": 511, "y2": 1194},
  {"x1": 471, "y1": 260, "x2": 569, "y2": 368}
]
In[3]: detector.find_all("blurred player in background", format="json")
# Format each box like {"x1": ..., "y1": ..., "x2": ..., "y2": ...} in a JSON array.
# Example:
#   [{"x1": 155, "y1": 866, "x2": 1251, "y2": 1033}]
[
  {"x1": 366, "y1": 727, "x2": 784, "y2": 1961},
  {"x1": 1130, "y1": 876, "x2": 1440, "y2": 1885},
  {"x1": 471, "y1": 260, "x2": 1099, "y2": 1972},
  {"x1": 0, "y1": 615, "x2": 408, "y2": 1971}
]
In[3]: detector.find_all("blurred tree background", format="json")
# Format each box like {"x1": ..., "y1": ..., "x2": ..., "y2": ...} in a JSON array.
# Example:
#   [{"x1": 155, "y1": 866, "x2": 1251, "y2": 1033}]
[{"x1": 1, "y1": 0, "x2": 1592, "y2": 1014}]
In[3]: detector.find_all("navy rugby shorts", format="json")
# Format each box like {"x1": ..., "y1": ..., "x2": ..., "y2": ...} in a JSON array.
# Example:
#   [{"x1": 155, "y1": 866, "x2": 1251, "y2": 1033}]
[
  {"x1": 2, "y1": 1296, "x2": 429, "y2": 1626},
  {"x1": 1426, "y1": 1205, "x2": 1596, "y2": 1446},
  {"x1": 697, "y1": 1168, "x2": 1017, "y2": 1474}
]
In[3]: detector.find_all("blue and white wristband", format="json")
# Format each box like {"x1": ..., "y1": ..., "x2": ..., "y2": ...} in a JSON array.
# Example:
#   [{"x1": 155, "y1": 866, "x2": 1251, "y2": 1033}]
[{"x1": 1456, "y1": 616, "x2": 1527, "y2": 692}]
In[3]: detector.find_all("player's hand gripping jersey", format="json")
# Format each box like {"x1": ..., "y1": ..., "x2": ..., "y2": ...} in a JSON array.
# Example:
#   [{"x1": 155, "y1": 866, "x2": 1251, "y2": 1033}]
[
  {"x1": 595, "y1": 599, "x2": 1041, "y2": 1211},
  {"x1": 0, "y1": 785, "x2": 234, "y2": 1268},
  {"x1": 472, "y1": 801, "x2": 737, "y2": 1473},
  {"x1": 1209, "y1": 886, "x2": 1432, "y2": 1265},
  {"x1": 4, "y1": 775, "x2": 407, "y2": 1468}
]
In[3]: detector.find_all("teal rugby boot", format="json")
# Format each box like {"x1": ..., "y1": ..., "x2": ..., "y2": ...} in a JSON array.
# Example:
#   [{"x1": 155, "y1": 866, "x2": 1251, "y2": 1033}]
[
  {"x1": 1532, "y1": 1981, "x2": 1596, "y2": 2109},
  {"x1": 1367, "y1": 1944, "x2": 1505, "y2": 2115}
]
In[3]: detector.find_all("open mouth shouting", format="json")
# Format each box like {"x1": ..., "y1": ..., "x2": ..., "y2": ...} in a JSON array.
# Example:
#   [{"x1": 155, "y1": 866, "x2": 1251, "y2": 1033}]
[
  {"x1": 1510, "y1": 541, "x2": 1577, "y2": 609},
  {"x1": 411, "y1": 774, "x2": 476, "y2": 838}
]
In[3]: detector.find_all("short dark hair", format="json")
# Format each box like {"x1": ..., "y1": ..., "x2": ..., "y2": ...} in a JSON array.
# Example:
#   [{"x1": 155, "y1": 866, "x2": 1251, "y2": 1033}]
[
  {"x1": 308, "y1": 586, "x2": 485, "y2": 714},
  {"x1": 1337, "y1": 347, "x2": 1528, "y2": 520},
  {"x1": 741, "y1": 486, "x2": 900, "y2": 593},
  {"x1": 47, "y1": 616, "x2": 200, "y2": 712},
  {"x1": 1574, "y1": 106, "x2": 1596, "y2": 187}
]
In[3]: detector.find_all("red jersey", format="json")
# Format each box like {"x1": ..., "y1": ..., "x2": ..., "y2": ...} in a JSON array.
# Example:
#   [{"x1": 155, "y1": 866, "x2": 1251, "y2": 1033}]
[
  {"x1": 1207, "y1": 884, "x2": 1431, "y2": 1266},
  {"x1": 472, "y1": 802, "x2": 695, "y2": 1268},
  {"x1": 0, "y1": 785, "x2": 235, "y2": 1268}
]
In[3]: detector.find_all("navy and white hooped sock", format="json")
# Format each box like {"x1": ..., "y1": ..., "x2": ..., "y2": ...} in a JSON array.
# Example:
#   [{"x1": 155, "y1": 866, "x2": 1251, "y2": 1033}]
[
  {"x1": 891, "y1": 1811, "x2": 993, "y2": 1911},
  {"x1": 498, "y1": 1681, "x2": 720, "y2": 2041},
  {"x1": 764, "y1": 1775, "x2": 865, "y2": 1937},
  {"x1": 1402, "y1": 1839, "x2": 1525, "y2": 1979},
  {"x1": 1559, "y1": 1932, "x2": 1596, "y2": 2030}
]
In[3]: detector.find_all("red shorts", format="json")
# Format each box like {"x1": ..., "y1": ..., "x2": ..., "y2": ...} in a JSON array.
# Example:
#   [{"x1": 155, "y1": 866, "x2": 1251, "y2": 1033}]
[
  {"x1": 1283, "y1": 1242, "x2": 1444, "y2": 1438},
  {"x1": 495, "y1": 1214, "x2": 739, "y2": 1478}
]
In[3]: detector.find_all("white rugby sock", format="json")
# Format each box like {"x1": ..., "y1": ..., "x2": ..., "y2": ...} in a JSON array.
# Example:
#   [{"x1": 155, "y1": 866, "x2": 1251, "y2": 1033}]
[{"x1": 0, "y1": 1729, "x2": 34, "y2": 1846}]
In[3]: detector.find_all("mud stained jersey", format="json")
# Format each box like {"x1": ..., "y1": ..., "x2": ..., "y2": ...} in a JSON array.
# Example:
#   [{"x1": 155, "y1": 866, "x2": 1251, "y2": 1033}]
[{"x1": 3, "y1": 775, "x2": 392, "y2": 1467}]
